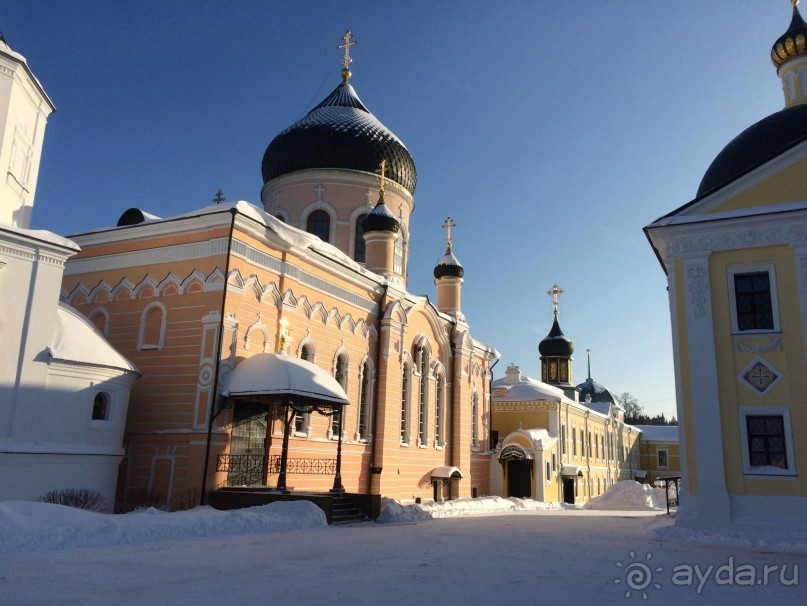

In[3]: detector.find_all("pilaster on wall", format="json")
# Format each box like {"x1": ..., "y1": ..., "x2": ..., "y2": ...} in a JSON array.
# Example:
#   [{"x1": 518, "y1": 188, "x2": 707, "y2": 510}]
[{"x1": 682, "y1": 255, "x2": 731, "y2": 523}]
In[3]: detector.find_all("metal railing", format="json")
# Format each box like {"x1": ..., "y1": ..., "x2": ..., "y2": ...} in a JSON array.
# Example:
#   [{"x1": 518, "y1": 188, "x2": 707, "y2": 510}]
[{"x1": 269, "y1": 455, "x2": 336, "y2": 475}]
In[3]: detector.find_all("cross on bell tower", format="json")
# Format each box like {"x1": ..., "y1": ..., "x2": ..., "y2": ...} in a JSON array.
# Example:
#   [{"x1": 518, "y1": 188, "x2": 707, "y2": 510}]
[
  {"x1": 442, "y1": 217, "x2": 456, "y2": 252},
  {"x1": 547, "y1": 283, "x2": 564, "y2": 318}
]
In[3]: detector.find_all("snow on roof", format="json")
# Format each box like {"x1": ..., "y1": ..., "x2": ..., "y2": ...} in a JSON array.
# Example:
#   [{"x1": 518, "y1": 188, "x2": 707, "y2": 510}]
[
  {"x1": 584, "y1": 401, "x2": 613, "y2": 416},
  {"x1": 633, "y1": 425, "x2": 678, "y2": 442},
  {"x1": 49, "y1": 303, "x2": 138, "y2": 373},
  {"x1": 0, "y1": 223, "x2": 79, "y2": 251},
  {"x1": 523, "y1": 428, "x2": 557, "y2": 446},
  {"x1": 492, "y1": 375, "x2": 565, "y2": 402}
]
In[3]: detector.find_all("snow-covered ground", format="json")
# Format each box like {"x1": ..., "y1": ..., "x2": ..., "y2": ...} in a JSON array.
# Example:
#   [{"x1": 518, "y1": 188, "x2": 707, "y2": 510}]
[{"x1": 1, "y1": 485, "x2": 805, "y2": 605}]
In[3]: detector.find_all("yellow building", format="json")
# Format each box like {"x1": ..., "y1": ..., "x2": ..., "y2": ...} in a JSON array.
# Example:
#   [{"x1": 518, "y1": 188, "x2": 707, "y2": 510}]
[
  {"x1": 645, "y1": 3, "x2": 807, "y2": 528},
  {"x1": 61, "y1": 37, "x2": 497, "y2": 512},
  {"x1": 490, "y1": 289, "x2": 645, "y2": 505},
  {"x1": 635, "y1": 425, "x2": 680, "y2": 486}
]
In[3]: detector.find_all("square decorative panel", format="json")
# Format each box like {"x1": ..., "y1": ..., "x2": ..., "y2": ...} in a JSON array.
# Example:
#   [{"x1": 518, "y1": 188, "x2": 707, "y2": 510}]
[{"x1": 740, "y1": 358, "x2": 781, "y2": 395}]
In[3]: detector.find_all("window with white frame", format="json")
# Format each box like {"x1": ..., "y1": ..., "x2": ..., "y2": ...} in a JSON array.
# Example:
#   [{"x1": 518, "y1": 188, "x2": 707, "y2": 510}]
[
  {"x1": 435, "y1": 371, "x2": 445, "y2": 448},
  {"x1": 657, "y1": 447, "x2": 669, "y2": 469},
  {"x1": 295, "y1": 344, "x2": 315, "y2": 434},
  {"x1": 331, "y1": 354, "x2": 348, "y2": 437},
  {"x1": 740, "y1": 407, "x2": 796, "y2": 476},
  {"x1": 306, "y1": 209, "x2": 331, "y2": 243},
  {"x1": 357, "y1": 360, "x2": 371, "y2": 441},
  {"x1": 417, "y1": 345, "x2": 429, "y2": 446},
  {"x1": 728, "y1": 266, "x2": 780, "y2": 333},
  {"x1": 400, "y1": 364, "x2": 410, "y2": 444},
  {"x1": 471, "y1": 392, "x2": 479, "y2": 450},
  {"x1": 572, "y1": 427, "x2": 577, "y2": 457}
]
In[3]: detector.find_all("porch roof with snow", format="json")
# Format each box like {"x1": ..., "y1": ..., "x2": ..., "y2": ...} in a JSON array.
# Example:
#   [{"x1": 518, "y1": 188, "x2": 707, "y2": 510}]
[{"x1": 222, "y1": 352, "x2": 349, "y2": 409}]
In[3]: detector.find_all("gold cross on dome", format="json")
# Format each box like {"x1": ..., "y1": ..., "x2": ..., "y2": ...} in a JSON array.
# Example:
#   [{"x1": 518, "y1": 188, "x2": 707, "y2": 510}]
[
  {"x1": 442, "y1": 217, "x2": 456, "y2": 251},
  {"x1": 338, "y1": 30, "x2": 357, "y2": 70},
  {"x1": 547, "y1": 283, "x2": 564, "y2": 316},
  {"x1": 376, "y1": 159, "x2": 388, "y2": 193}
]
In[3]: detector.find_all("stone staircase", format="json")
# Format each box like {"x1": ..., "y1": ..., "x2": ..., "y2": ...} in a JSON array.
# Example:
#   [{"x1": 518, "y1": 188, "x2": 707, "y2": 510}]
[{"x1": 331, "y1": 494, "x2": 367, "y2": 524}]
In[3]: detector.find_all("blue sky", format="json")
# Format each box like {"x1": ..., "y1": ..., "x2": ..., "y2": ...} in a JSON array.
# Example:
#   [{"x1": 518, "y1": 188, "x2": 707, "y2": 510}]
[{"x1": 5, "y1": 1, "x2": 794, "y2": 418}]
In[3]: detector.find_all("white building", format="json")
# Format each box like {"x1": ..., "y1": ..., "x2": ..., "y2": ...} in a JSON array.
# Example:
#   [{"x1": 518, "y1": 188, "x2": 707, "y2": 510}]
[{"x1": 0, "y1": 32, "x2": 138, "y2": 510}]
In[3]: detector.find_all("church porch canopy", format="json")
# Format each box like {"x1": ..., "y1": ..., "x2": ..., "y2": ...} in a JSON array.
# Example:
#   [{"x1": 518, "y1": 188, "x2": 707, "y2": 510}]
[
  {"x1": 431, "y1": 466, "x2": 463, "y2": 480},
  {"x1": 561, "y1": 465, "x2": 584, "y2": 477},
  {"x1": 222, "y1": 351, "x2": 349, "y2": 410},
  {"x1": 221, "y1": 352, "x2": 349, "y2": 493}
]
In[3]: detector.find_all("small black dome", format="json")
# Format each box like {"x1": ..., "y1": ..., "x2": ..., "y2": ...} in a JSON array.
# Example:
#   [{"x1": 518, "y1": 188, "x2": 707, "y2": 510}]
[
  {"x1": 576, "y1": 377, "x2": 616, "y2": 405},
  {"x1": 262, "y1": 81, "x2": 417, "y2": 194},
  {"x1": 697, "y1": 103, "x2": 807, "y2": 197},
  {"x1": 434, "y1": 249, "x2": 464, "y2": 279},
  {"x1": 363, "y1": 194, "x2": 400, "y2": 233},
  {"x1": 538, "y1": 318, "x2": 574, "y2": 357}
]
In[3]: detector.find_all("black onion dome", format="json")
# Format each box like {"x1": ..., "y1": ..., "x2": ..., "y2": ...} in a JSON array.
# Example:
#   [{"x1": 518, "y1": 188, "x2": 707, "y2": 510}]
[
  {"x1": 363, "y1": 194, "x2": 400, "y2": 233},
  {"x1": 576, "y1": 377, "x2": 616, "y2": 405},
  {"x1": 697, "y1": 103, "x2": 807, "y2": 196},
  {"x1": 433, "y1": 249, "x2": 464, "y2": 279},
  {"x1": 538, "y1": 318, "x2": 574, "y2": 357},
  {"x1": 262, "y1": 81, "x2": 417, "y2": 194},
  {"x1": 772, "y1": 3, "x2": 807, "y2": 69}
]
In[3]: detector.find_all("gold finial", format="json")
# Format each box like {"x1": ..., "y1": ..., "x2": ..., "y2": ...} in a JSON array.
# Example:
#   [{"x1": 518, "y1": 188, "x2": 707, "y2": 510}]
[
  {"x1": 794, "y1": 0, "x2": 800, "y2": 9},
  {"x1": 338, "y1": 30, "x2": 357, "y2": 82},
  {"x1": 442, "y1": 217, "x2": 456, "y2": 252},
  {"x1": 547, "y1": 283, "x2": 564, "y2": 317},
  {"x1": 376, "y1": 159, "x2": 388, "y2": 194}
]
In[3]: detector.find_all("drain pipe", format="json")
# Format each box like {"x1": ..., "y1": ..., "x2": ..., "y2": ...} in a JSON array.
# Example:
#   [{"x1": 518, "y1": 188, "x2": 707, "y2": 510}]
[
  {"x1": 367, "y1": 283, "x2": 389, "y2": 495},
  {"x1": 200, "y1": 206, "x2": 238, "y2": 505}
]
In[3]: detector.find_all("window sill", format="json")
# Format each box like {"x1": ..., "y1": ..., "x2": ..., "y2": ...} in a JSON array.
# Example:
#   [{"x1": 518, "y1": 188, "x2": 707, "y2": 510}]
[{"x1": 743, "y1": 468, "x2": 797, "y2": 478}]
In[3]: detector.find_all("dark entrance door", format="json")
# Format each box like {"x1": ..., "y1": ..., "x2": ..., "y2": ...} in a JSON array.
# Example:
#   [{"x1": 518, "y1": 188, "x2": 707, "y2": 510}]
[
  {"x1": 507, "y1": 459, "x2": 532, "y2": 498},
  {"x1": 562, "y1": 477, "x2": 575, "y2": 504},
  {"x1": 228, "y1": 402, "x2": 269, "y2": 486}
]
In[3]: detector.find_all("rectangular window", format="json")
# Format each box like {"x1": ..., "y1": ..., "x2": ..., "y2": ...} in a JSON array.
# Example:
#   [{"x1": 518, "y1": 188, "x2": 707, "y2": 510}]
[
  {"x1": 572, "y1": 427, "x2": 577, "y2": 456},
  {"x1": 739, "y1": 408, "x2": 796, "y2": 476},
  {"x1": 657, "y1": 448, "x2": 669, "y2": 469},
  {"x1": 728, "y1": 266, "x2": 779, "y2": 333}
]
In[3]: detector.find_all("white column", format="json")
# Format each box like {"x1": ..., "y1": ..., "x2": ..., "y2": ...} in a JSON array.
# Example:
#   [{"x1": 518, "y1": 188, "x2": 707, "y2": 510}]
[{"x1": 682, "y1": 255, "x2": 731, "y2": 524}]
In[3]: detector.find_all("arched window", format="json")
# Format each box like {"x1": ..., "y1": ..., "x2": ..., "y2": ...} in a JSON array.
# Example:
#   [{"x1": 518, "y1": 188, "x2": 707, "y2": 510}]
[
  {"x1": 400, "y1": 364, "x2": 410, "y2": 444},
  {"x1": 295, "y1": 343, "x2": 315, "y2": 434},
  {"x1": 92, "y1": 392, "x2": 110, "y2": 421},
  {"x1": 275, "y1": 214, "x2": 287, "y2": 223},
  {"x1": 331, "y1": 354, "x2": 348, "y2": 437},
  {"x1": 393, "y1": 231, "x2": 404, "y2": 275},
  {"x1": 357, "y1": 360, "x2": 371, "y2": 441},
  {"x1": 435, "y1": 371, "x2": 446, "y2": 448},
  {"x1": 306, "y1": 209, "x2": 330, "y2": 242},
  {"x1": 354, "y1": 213, "x2": 367, "y2": 262},
  {"x1": 471, "y1": 392, "x2": 479, "y2": 450},
  {"x1": 417, "y1": 345, "x2": 429, "y2": 446},
  {"x1": 88, "y1": 308, "x2": 109, "y2": 336},
  {"x1": 138, "y1": 302, "x2": 166, "y2": 350}
]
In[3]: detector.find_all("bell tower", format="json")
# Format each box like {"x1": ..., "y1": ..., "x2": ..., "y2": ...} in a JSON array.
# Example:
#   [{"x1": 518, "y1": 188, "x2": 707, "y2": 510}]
[{"x1": 0, "y1": 33, "x2": 55, "y2": 229}]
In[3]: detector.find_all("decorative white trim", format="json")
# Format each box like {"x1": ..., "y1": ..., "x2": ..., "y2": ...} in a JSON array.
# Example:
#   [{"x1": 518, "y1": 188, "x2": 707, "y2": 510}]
[{"x1": 734, "y1": 335, "x2": 781, "y2": 354}]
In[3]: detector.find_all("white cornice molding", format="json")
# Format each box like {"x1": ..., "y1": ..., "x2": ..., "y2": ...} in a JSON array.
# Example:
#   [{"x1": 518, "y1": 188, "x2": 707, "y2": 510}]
[
  {"x1": 650, "y1": 207, "x2": 807, "y2": 264},
  {"x1": 64, "y1": 237, "x2": 230, "y2": 275}
]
